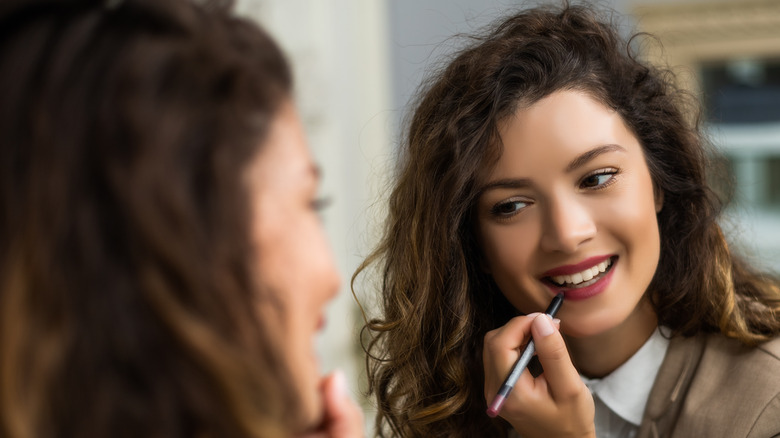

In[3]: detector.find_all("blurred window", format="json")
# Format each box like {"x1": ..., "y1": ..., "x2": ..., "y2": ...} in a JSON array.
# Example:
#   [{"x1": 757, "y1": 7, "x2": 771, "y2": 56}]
[
  {"x1": 701, "y1": 58, "x2": 780, "y2": 214},
  {"x1": 702, "y1": 58, "x2": 780, "y2": 124},
  {"x1": 769, "y1": 156, "x2": 780, "y2": 208}
]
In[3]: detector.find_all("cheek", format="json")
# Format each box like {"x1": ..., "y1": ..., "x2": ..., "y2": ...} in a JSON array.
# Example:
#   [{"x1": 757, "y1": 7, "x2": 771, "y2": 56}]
[
  {"x1": 259, "y1": 222, "x2": 331, "y2": 300},
  {"x1": 252, "y1": 229, "x2": 307, "y2": 320},
  {"x1": 600, "y1": 176, "x2": 662, "y2": 283},
  {"x1": 479, "y1": 224, "x2": 534, "y2": 274},
  {"x1": 620, "y1": 179, "x2": 661, "y2": 248},
  {"x1": 299, "y1": 217, "x2": 340, "y2": 288},
  {"x1": 251, "y1": 217, "x2": 335, "y2": 426},
  {"x1": 477, "y1": 223, "x2": 540, "y2": 306}
]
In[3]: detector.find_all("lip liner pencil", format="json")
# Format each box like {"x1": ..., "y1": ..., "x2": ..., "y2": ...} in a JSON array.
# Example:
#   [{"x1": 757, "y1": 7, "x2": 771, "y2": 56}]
[{"x1": 486, "y1": 292, "x2": 565, "y2": 418}]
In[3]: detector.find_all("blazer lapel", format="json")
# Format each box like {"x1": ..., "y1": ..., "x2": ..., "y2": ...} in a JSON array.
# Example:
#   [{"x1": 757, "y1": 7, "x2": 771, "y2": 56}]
[{"x1": 637, "y1": 333, "x2": 706, "y2": 438}]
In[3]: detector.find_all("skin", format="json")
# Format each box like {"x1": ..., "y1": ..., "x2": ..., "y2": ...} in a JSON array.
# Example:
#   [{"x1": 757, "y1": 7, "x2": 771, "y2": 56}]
[
  {"x1": 477, "y1": 90, "x2": 663, "y2": 435},
  {"x1": 245, "y1": 101, "x2": 364, "y2": 437}
]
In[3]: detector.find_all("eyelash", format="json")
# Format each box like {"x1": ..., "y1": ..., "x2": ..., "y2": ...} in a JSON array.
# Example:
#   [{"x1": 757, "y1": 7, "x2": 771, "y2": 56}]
[
  {"x1": 489, "y1": 198, "x2": 530, "y2": 220},
  {"x1": 579, "y1": 168, "x2": 619, "y2": 190},
  {"x1": 487, "y1": 168, "x2": 620, "y2": 220}
]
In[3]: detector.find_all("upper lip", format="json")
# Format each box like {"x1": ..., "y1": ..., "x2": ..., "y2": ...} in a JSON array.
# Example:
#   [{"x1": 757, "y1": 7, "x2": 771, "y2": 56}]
[{"x1": 541, "y1": 255, "x2": 614, "y2": 277}]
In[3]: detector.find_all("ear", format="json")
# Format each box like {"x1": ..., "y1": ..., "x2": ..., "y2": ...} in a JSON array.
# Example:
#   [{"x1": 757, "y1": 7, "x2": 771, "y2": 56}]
[{"x1": 654, "y1": 184, "x2": 664, "y2": 213}]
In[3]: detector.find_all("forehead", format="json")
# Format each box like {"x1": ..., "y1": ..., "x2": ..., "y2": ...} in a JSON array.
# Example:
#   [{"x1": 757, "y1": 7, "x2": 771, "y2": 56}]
[
  {"x1": 245, "y1": 101, "x2": 316, "y2": 191},
  {"x1": 263, "y1": 103, "x2": 310, "y2": 166},
  {"x1": 491, "y1": 91, "x2": 641, "y2": 174}
]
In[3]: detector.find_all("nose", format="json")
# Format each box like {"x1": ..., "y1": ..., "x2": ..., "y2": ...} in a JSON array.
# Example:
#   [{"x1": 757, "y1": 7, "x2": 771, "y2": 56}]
[
  {"x1": 540, "y1": 196, "x2": 596, "y2": 253},
  {"x1": 324, "y1": 254, "x2": 342, "y2": 302}
]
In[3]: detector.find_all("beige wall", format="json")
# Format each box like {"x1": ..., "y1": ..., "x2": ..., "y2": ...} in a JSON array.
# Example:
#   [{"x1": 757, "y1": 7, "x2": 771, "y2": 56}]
[{"x1": 635, "y1": 0, "x2": 780, "y2": 94}]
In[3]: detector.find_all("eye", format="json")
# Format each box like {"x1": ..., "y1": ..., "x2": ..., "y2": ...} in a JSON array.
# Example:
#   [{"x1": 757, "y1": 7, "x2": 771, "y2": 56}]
[
  {"x1": 490, "y1": 199, "x2": 529, "y2": 219},
  {"x1": 580, "y1": 169, "x2": 618, "y2": 190}
]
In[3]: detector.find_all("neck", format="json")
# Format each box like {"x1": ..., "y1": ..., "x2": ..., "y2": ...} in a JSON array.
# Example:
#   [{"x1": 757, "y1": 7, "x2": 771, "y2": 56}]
[{"x1": 565, "y1": 298, "x2": 658, "y2": 378}]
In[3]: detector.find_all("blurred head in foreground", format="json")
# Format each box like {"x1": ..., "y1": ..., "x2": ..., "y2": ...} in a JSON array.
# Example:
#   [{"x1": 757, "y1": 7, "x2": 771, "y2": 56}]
[{"x1": 0, "y1": 0, "x2": 351, "y2": 436}]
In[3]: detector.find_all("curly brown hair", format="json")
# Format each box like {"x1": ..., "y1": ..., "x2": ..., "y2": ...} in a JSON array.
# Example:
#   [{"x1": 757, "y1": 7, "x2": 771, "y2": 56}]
[
  {"x1": 354, "y1": 3, "x2": 780, "y2": 437},
  {"x1": 0, "y1": 0, "x2": 296, "y2": 436}
]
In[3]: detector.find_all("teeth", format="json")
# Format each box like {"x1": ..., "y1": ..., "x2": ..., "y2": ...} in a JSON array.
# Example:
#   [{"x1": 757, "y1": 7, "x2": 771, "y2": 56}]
[
  {"x1": 582, "y1": 269, "x2": 594, "y2": 281},
  {"x1": 550, "y1": 258, "x2": 612, "y2": 286}
]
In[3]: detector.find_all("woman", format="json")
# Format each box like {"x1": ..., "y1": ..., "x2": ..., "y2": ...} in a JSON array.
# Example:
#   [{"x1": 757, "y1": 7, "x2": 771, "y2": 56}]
[
  {"x1": 356, "y1": 3, "x2": 780, "y2": 437},
  {"x1": 0, "y1": 0, "x2": 362, "y2": 436}
]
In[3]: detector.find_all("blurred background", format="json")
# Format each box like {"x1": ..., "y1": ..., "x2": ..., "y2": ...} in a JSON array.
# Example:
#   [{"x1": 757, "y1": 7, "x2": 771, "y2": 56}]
[{"x1": 235, "y1": 0, "x2": 780, "y2": 432}]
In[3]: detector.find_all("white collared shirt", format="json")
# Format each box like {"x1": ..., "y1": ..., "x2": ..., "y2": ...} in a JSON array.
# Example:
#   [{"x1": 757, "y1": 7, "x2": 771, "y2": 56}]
[
  {"x1": 580, "y1": 327, "x2": 670, "y2": 438},
  {"x1": 508, "y1": 327, "x2": 670, "y2": 438}
]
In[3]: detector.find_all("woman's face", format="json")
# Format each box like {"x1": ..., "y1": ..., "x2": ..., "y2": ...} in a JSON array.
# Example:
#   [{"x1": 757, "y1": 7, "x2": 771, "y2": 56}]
[
  {"x1": 475, "y1": 90, "x2": 661, "y2": 339},
  {"x1": 245, "y1": 101, "x2": 340, "y2": 427}
]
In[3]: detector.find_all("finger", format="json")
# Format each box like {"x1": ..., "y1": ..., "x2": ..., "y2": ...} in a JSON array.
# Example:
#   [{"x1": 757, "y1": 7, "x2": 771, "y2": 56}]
[
  {"x1": 483, "y1": 313, "x2": 539, "y2": 382},
  {"x1": 319, "y1": 370, "x2": 364, "y2": 437},
  {"x1": 484, "y1": 312, "x2": 540, "y2": 353},
  {"x1": 483, "y1": 313, "x2": 541, "y2": 401},
  {"x1": 529, "y1": 314, "x2": 583, "y2": 401}
]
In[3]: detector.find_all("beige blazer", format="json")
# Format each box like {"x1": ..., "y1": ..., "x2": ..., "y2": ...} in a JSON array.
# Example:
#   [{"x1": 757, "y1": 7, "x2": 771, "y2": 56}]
[{"x1": 637, "y1": 332, "x2": 780, "y2": 438}]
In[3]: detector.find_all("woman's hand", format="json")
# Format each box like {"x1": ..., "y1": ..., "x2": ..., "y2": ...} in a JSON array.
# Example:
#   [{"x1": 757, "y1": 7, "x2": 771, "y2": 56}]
[
  {"x1": 298, "y1": 371, "x2": 365, "y2": 438},
  {"x1": 483, "y1": 313, "x2": 595, "y2": 438}
]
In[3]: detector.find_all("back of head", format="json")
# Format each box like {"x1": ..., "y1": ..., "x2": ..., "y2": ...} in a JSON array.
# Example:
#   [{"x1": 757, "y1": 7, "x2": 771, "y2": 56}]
[{"x1": 0, "y1": 0, "x2": 293, "y2": 436}]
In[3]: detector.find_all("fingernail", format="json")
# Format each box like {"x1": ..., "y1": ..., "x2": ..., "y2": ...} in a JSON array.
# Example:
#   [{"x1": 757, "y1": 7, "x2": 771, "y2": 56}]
[
  {"x1": 332, "y1": 369, "x2": 348, "y2": 397},
  {"x1": 535, "y1": 314, "x2": 555, "y2": 337},
  {"x1": 553, "y1": 318, "x2": 561, "y2": 328}
]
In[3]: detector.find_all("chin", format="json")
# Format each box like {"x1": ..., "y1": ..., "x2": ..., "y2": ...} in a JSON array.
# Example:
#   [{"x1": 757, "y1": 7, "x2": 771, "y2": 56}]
[
  {"x1": 299, "y1": 365, "x2": 326, "y2": 427},
  {"x1": 560, "y1": 314, "x2": 624, "y2": 339},
  {"x1": 302, "y1": 394, "x2": 325, "y2": 430},
  {"x1": 562, "y1": 325, "x2": 607, "y2": 339},
  {"x1": 288, "y1": 386, "x2": 324, "y2": 434}
]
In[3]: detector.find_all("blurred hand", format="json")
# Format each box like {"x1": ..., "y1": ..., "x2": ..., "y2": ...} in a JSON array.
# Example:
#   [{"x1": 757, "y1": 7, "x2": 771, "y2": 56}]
[
  {"x1": 298, "y1": 370, "x2": 364, "y2": 438},
  {"x1": 483, "y1": 313, "x2": 595, "y2": 438}
]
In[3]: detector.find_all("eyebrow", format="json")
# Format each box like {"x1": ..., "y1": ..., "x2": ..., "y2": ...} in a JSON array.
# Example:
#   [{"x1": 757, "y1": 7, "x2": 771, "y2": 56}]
[
  {"x1": 477, "y1": 177, "x2": 533, "y2": 196},
  {"x1": 477, "y1": 143, "x2": 626, "y2": 196},
  {"x1": 565, "y1": 143, "x2": 625, "y2": 173}
]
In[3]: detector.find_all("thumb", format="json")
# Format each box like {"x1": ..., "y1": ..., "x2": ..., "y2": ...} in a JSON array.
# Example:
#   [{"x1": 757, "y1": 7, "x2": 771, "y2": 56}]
[
  {"x1": 530, "y1": 314, "x2": 581, "y2": 400},
  {"x1": 319, "y1": 370, "x2": 364, "y2": 437}
]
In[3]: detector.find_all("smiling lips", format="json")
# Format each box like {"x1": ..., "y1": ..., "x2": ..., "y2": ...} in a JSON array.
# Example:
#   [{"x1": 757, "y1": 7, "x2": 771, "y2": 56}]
[
  {"x1": 541, "y1": 255, "x2": 617, "y2": 300},
  {"x1": 550, "y1": 258, "x2": 613, "y2": 287}
]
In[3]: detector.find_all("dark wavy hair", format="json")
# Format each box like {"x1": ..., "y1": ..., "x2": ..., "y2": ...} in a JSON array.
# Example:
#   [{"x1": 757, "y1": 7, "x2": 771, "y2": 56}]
[
  {"x1": 354, "y1": 3, "x2": 780, "y2": 437},
  {"x1": 0, "y1": 0, "x2": 295, "y2": 436}
]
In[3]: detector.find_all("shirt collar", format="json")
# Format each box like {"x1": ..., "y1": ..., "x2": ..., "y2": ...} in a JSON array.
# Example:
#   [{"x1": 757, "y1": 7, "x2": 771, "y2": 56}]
[{"x1": 580, "y1": 327, "x2": 670, "y2": 426}]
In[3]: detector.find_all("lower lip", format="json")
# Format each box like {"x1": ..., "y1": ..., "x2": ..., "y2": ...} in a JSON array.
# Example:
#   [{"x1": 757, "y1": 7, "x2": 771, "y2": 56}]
[{"x1": 546, "y1": 258, "x2": 617, "y2": 301}]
